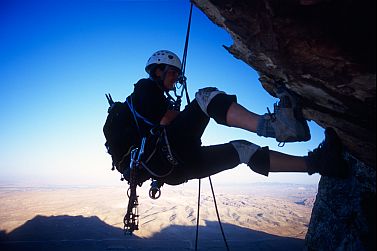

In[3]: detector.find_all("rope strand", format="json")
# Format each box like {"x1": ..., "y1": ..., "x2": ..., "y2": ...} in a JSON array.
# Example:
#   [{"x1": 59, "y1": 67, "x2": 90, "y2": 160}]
[
  {"x1": 182, "y1": 3, "x2": 229, "y2": 250},
  {"x1": 181, "y1": 2, "x2": 193, "y2": 77},
  {"x1": 195, "y1": 179, "x2": 201, "y2": 251},
  {"x1": 209, "y1": 176, "x2": 230, "y2": 251},
  {"x1": 179, "y1": 2, "x2": 193, "y2": 105}
]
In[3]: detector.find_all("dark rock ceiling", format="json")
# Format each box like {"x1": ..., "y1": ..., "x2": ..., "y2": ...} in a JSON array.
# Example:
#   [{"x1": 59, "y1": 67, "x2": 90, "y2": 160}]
[{"x1": 192, "y1": 0, "x2": 376, "y2": 166}]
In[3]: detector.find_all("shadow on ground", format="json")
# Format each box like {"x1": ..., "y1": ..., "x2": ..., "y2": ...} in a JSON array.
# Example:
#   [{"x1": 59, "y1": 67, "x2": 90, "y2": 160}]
[{"x1": 0, "y1": 215, "x2": 305, "y2": 251}]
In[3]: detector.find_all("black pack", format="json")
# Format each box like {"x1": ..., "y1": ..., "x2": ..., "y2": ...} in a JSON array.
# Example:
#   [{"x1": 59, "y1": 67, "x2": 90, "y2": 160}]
[{"x1": 103, "y1": 94, "x2": 140, "y2": 175}]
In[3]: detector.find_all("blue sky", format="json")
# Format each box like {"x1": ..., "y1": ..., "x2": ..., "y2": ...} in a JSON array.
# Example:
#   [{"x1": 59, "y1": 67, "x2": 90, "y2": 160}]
[{"x1": 0, "y1": 0, "x2": 322, "y2": 186}]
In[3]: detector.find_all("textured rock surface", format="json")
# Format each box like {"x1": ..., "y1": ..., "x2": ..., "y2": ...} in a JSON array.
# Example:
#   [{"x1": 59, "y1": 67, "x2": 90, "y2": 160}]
[
  {"x1": 191, "y1": 0, "x2": 376, "y2": 250},
  {"x1": 192, "y1": 0, "x2": 376, "y2": 167},
  {"x1": 305, "y1": 153, "x2": 376, "y2": 251}
]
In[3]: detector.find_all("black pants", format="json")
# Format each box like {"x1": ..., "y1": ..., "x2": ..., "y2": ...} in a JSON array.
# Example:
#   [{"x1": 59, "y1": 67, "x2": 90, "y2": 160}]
[{"x1": 153, "y1": 99, "x2": 240, "y2": 185}]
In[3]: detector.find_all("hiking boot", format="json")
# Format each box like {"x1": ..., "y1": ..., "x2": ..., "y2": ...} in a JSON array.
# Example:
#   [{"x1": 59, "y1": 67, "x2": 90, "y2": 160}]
[
  {"x1": 274, "y1": 86, "x2": 311, "y2": 142},
  {"x1": 257, "y1": 86, "x2": 311, "y2": 143},
  {"x1": 305, "y1": 127, "x2": 349, "y2": 178}
]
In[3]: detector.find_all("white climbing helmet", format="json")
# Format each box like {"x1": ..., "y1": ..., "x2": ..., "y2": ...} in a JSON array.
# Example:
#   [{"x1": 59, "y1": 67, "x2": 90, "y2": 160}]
[{"x1": 145, "y1": 50, "x2": 182, "y2": 74}]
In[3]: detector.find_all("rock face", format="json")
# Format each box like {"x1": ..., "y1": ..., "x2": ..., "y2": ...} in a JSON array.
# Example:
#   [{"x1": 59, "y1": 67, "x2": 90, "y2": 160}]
[
  {"x1": 192, "y1": 0, "x2": 376, "y2": 167},
  {"x1": 192, "y1": 0, "x2": 376, "y2": 250},
  {"x1": 305, "y1": 153, "x2": 376, "y2": 251}
]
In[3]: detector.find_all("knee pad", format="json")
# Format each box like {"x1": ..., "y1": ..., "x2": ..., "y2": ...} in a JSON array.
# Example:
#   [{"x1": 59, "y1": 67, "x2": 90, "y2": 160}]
[
  {"x1": 230, "y1": 140, "x2": 260, "y2": 164},
  {"x1": 230, "y1": 140, "x2": 270, "y2": 177},
  {"x1": 249, "y1": 146, "x2": 270, "y2": 176},
  {"x1": 195, "y1": 87, "x2": 225, "y2": 116},
  {"x1": 195, "y1": 87, "x2": 237, "y2": 125}
]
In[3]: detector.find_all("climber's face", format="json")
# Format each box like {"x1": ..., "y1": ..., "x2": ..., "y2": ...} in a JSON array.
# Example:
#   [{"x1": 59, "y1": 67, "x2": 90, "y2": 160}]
[
  {"x1": 163, "y1": 67, "x2": 180, "y2": 90},
  {"x1": 155, "y1": 66, "x2": 180, "y2": 90}
]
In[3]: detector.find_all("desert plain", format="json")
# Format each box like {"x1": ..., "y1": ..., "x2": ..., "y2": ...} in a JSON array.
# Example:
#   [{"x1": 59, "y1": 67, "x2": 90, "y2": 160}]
[{"x1": 0, "y1": 181, "x2": 317, "y2": 251}]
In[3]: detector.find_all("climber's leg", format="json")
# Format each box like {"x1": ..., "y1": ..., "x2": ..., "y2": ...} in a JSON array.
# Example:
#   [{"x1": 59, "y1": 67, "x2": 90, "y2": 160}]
[
  {"x1": 225, "y1": 92, "x2": 311, "y2": 143},
  {"x1": 181, "y1": 128, "x2": 349, "y2": 181},
  {"x1": 229, "y1": 140, "x2": 308, "y2": 176},
  {"x1": 269, "y1": 150, "x2": 308, "y2": 172},
  {"x1": 195, "y1": 86, "x2": 310, "y2": 143},
  {"x1": 225, "y1": 102, "x2": 260, "y2": 132},
  {"x1": 231, "y1": 128, "x2": 349, "y2": 178}
]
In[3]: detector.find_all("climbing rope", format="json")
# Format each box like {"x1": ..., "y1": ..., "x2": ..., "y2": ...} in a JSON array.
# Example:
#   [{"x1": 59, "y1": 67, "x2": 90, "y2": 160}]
[
  {"x1": 209, "y1": 176, "x2": 230, "y2": 251},
  {"x1": 195, "y1": 179, "x2": 201, "y2": 251},
  {"x1": 179, "y1": 3, "x2": 229, "y2": 250},
  {"x1": 175, "y1": 2, "x2": 193, "y2": 106},
  {"x1": 181, "y1": 2, "x2": 192, "y2": 78},
  {"x1": 195, "y1": 177, "x2": 230, "y2": 251}
]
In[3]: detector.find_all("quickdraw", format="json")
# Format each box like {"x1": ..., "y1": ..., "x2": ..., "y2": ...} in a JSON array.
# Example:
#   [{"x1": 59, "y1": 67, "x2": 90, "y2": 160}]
[{"x1": 123, "y1": 137, "x2": 145, "y2": 234}]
